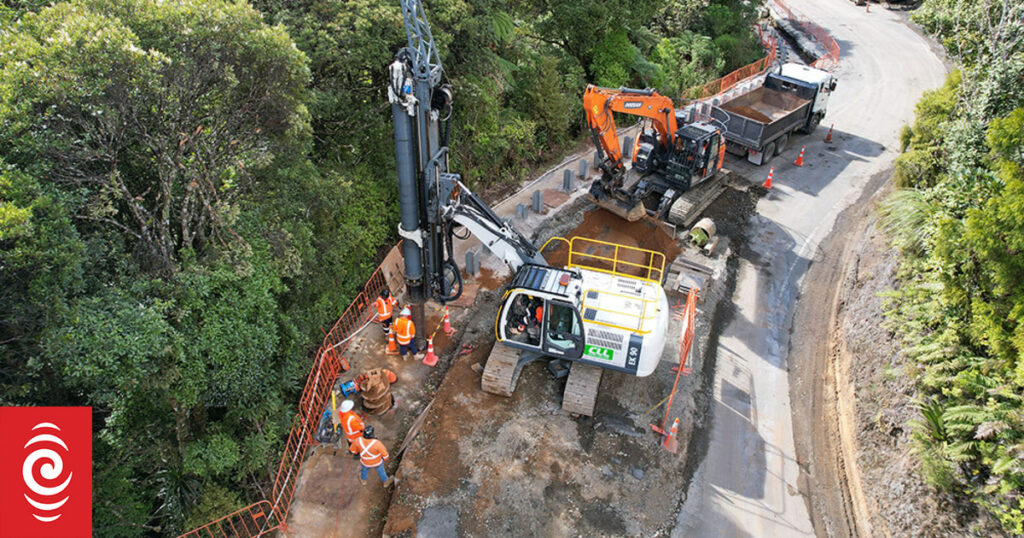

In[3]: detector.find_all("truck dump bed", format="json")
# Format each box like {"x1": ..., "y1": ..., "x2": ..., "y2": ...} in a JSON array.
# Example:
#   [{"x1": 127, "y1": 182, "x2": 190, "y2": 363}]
[{"x1": 713, "y1": 86, "x2": 811, "y2": 150}]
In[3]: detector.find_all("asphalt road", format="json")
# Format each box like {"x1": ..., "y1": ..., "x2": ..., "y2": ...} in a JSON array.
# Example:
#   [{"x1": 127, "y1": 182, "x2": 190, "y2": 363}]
[{"x1": 673, "y1": 1, "x2": 947, "y2": 536}]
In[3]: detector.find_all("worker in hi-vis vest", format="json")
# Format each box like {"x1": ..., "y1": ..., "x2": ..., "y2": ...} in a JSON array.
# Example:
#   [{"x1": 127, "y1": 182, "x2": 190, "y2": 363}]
[
  {"x1": 349, "y1": 425, "x2": 391, "y2": 486},
  {"x1": 393, "y1": 307, "x2": 418, "y2": 359},
  {"x1": 338, "y1": 399, "x2": 364, "y2": 447},
  {"x1": 375, "y1": 289, "x2": 398, "y2": 333}
]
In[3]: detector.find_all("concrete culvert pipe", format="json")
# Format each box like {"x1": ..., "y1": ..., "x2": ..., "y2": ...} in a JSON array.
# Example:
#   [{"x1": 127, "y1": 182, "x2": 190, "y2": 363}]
[{"x1": 689, "y1": 217, "x2": 717, "y2": 247}]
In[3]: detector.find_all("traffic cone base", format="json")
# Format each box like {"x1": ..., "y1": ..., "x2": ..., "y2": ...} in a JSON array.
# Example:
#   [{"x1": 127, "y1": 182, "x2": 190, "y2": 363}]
[
  {"x1": 794, "y1": 145, "x2": 805, "y2": 167},
  {"x1": 762, "y1": 167, "x2": 774, "y2": 189},
  {"x1": 422, "y1": 337, "x2": 439, "y2": 366}
]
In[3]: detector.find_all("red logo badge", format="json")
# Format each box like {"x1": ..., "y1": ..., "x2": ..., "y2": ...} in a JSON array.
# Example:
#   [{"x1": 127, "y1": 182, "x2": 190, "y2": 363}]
[{"x1": 0, "y1": 407, "x2": 92, "y2": 537}]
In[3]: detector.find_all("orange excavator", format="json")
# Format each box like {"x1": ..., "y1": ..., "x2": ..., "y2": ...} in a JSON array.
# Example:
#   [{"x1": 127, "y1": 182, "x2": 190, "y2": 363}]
[{"x1": 584, "y1": 85, "x2": 728, "y2": 226}]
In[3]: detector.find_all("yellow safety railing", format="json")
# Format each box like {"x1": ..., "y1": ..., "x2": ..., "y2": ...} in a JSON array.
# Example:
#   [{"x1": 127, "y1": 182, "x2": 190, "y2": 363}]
[
  {"x1": 540, "y1": 236, "x2": 666, "y2": 284},
  {"x1": 580, "y1": 287, "x2": 659, "y2": 334}
]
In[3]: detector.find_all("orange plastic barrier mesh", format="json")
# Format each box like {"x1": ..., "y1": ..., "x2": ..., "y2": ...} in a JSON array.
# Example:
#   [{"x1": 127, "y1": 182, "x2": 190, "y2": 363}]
[
  {"x1": 180, "y1": 268, "x2": 390, "y2": 537},
  {"x1": 684, "y1": 1, "x2": 840, "y2": 100},
  {"x1": 684, "y1": 25, "x2": 777, "y2": 100}
]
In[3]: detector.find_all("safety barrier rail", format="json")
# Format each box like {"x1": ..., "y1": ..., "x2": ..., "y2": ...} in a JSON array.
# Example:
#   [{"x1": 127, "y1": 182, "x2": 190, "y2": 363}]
[
  {"x1": 542, "y1": 236, "x2": 666, "y2": 284},
  {"x1": 180, "y1": 268, "x2": 390, "y2": 538},
  {"x1": 177, "y1": 501, "x2": 275, "y2": 538},
  {"x1": 683, "y1": 1, "x2": 840, "y2": 101}
]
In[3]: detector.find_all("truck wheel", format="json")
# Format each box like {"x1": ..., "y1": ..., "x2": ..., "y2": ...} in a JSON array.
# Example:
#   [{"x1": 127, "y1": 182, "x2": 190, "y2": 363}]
[
  {"x1": 805, "y1": 114, "x2": 821, "y2": 134},
  {"x1": 775, "y1": 134, "x2": 789, "y2": 156},
  {"x1": 762, "y1": 142, "x2": 776, "y2": 163}
]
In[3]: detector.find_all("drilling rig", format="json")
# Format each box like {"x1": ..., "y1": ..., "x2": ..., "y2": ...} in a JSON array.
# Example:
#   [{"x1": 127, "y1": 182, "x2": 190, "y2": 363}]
[{"x1": 387, "y1": 0, "x2": 671, "y2": 416}]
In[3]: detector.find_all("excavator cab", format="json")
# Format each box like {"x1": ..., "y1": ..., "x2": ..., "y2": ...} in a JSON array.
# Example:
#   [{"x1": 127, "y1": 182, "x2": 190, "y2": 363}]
[
  {"x1": 496, "y1": 264, "x2": 586, "y2": 359},
  {"x1": 498, "y1": 289, "x2": 585, "y2": 359}
]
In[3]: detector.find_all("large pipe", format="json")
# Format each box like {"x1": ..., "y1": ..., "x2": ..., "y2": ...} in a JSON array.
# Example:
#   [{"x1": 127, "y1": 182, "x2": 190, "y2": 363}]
[{"x1": 391, "y1": 101, "x2": 424, "y2": 304}]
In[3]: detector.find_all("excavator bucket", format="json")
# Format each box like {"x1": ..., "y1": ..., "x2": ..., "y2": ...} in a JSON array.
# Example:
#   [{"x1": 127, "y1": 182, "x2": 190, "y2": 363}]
[{"x1": 585, "y1": 185, "x2": 647, "y2": 222}]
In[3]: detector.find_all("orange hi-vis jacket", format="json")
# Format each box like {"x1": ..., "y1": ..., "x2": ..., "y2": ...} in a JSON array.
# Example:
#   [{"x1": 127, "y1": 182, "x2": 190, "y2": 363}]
[
  {"x1": 394, "y1": 317, "x2": 415, "y2": 345},
  {"x1": 340, "y1": 410, "x2": 365, "y2": 443},
  {"x1": 375, "y1": 296, "x2": 397, "y2": 321},
  {"x1": 349, "y1": 437, "x2": 389, "y2": 467}
]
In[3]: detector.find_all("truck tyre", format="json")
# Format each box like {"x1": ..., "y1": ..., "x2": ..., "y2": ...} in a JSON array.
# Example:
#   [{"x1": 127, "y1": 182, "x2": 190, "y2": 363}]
[
  {"x1": 775, "y1": 134, "x2": 789, "y2": 156},
  {"x1": 762, "y1": 142, "x2": 776, "y2": 164},
  {"x1": 804, "y1": 114, "x2": 821, "y2": 134}
]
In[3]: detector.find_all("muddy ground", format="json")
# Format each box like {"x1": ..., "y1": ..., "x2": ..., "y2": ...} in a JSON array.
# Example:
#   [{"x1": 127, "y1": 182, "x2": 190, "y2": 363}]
[{"x1": 380, "y1": 185, "x2": 758, "y2": 537}]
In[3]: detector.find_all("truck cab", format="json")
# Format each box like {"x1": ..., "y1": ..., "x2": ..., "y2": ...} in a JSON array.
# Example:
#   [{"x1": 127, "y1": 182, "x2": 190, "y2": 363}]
[{"x1": 778, "y1": 63, "x2": 837, "y2": 127}]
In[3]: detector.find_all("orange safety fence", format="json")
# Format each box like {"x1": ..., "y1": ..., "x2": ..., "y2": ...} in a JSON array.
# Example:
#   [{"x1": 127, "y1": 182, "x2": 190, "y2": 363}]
[
  {"x1": 683, "y1": 0, "x2": 840, "y2": 101},
  {"x1": 652, "y1": 287, "x2": 697, "y2": 437},
  {"x1": 180, "y1": 268, "x2": 391, "y2": 537}
]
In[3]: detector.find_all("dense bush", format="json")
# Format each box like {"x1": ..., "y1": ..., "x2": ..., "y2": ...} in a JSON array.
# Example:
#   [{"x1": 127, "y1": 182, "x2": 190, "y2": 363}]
[
  {"x1": 0, "y1": 0, "x2": 762, "y2": 533},
  {"x1": 881, "y1": 0, "x2": 1024, "y2": 533}
]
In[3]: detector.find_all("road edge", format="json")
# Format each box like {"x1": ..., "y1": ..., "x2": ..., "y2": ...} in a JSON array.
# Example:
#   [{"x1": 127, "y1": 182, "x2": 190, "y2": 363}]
[{"x1": 789, "y1": 167, "x2": 895, "y2": 537}]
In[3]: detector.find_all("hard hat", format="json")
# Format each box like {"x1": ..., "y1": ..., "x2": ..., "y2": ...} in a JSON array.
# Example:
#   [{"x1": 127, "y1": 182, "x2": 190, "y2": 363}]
[
  {"x1": 340, "y1": 399, "x2": 354, "y2": 413},
  {"x1": 400, "y1": 307, "x2": 411, "y2": 317},
  {"x1": 363, "y1": 425, "x2": 375, "y2": 439}
]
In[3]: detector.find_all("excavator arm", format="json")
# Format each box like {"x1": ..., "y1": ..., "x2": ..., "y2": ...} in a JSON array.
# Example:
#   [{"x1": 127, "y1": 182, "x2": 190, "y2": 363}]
[{"x1": 583, "y1": 85, "x2": 678, "y2": 177}]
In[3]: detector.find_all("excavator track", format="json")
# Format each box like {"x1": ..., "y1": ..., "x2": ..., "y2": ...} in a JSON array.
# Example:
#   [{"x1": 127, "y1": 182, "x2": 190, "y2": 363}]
[
  {"x1": 481, "y1": 344, "x2": 524, "y2": 397},
  {"x1": 667, "y1": 170, "x2": 731, "y2": 228},
  {"x1": 561, "y1": 362, "x2": 603, "y2": 417}
]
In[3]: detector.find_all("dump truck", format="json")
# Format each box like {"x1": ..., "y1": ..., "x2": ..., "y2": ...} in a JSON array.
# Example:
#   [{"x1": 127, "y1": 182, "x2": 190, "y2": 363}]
[{"x1": 699, "y1": 63, "x2": 837, "y2": 165}]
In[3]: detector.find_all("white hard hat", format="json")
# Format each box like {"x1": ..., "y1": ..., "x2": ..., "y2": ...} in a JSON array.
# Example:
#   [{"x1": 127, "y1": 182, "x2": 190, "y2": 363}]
[
  {"x1": 400, "y1": 307, "x2": 411, "y2": 317},
  {"x1": 340, "y1": 399, "x2": 354, "y2": 413}
]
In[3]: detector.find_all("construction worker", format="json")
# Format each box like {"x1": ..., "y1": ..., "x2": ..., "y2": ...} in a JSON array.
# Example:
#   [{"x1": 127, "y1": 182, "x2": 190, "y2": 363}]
[
  {"x1": 375, "y1": 289, "x2": 398, "y2": 333},
  {"x1": 349, "y1": 425, "x2": 391, "y2": 486},
  {"x1": 338, "y1": 399, "x2": 364, "y2": 447},
  {"x1": 393, "y1": 307, "x2": 418, "y2": 359}
]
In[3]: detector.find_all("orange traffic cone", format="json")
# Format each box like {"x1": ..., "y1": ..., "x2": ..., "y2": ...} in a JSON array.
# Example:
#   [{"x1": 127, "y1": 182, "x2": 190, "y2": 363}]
[
  {"x1": 442, "y1": 306, "x2": 454, "y2": 336},
  {"x1": 825, "y1": 124, "x2": 834, "y2": 143},
  {"x1": 762, "y1": 167, "x2": 774, "y2": 189},
  {"x1": 386, "y1": 327, "x2": 399, "y2": 355},
  {"x1": 794, "y1": 145, "x2": 806, "y2": 166},
  {"x1": 422, "y1": 337, "x2": 439, "y2": 366},
  {"x1": 663, "y1": 418, "x2": 679, "y2": 453}
]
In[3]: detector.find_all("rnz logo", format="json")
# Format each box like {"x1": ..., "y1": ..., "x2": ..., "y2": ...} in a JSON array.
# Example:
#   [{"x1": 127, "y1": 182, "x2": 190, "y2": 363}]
[
  {"x1": 0, "y1": 406, "x2": 92, "y2": 537},
  {"x1": 23, "y1": 422, "x2": 74, "y2": 522}
]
